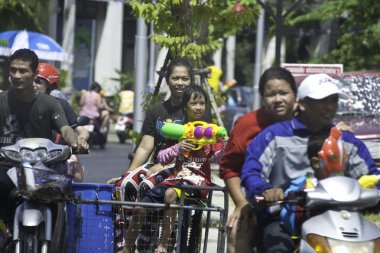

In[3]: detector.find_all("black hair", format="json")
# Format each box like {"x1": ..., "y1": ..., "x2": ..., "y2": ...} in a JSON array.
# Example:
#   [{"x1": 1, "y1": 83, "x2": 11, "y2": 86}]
[
  {"x1": 165, "y1": 58, "x2": 194, "y2": 84},
  {"x1": 258, "y1": 66, "x2": 297, "y2": 97},
  {"x1": 180, "y1": 85, "x2": 208, "y2": 121},
  {"x1": 90, "y1": 82, "x2": 102, "y2": 92},
  {"x1": 10, "y1": 48, "x2": 39, "y2": 72},
  {"x1": 307, "y1": 129, "x2": 331, "y2": 162}
]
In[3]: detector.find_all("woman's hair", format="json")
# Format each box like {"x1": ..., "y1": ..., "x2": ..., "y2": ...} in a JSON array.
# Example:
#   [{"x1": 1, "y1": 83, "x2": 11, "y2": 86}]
[
  {"x1": 165, "y1": 58, "x2": 194, "y2": 84},
  {"x1": 90, "y1": 82, "x2": 102, "y2": 92},
  {"x1": 258, "y1": 66, "x2": 297, "y2": 97},
  {"x1": 181, "y1": 85, "x2": 208, "y2": 121}
]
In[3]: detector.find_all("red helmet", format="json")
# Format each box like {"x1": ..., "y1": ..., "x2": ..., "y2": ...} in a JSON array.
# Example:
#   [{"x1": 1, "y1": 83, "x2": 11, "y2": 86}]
[
  {"x1": 318, "y1": 127, "x2": 346, "y2": 177},
  {"x1": 37, "y1": 63, "x2": 60, "y2": 86}
]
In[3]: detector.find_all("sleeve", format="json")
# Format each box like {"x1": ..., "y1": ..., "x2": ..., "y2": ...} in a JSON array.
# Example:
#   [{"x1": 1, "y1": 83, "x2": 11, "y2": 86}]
[
  {"x1": 157, "y1": 143, "x2": 182, "y2": 164},
  {"x1": 241, "y1": 130, "x2": 275, "y2": 199},
  {"x1": 211, "y1": 142, "x2": 225, "y2": 164},
  {"x1": 141, "y1": 106, "x2": 157, "y2": 136},
  {"x1": 343, "y1": 132, "x2": 379, "y2": 179},
  {"x1": 49, "y1": 97, "x2": 69, "y2": 131}
]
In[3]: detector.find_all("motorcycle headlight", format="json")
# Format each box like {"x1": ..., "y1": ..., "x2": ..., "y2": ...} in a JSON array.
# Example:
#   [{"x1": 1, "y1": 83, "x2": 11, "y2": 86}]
[
  {"x1": 20, "y1": 149, "x2": 48, "y2": 164},
  {"x1": 328, "y1": 238, "x2": 374, "y2": 253},
  {"x1": 306, "y1": 234, "x2": 332, "y2": 253},
  {"x1": 306, "y1": 234, "x2": 378, "y2": 253},
  {"x1": 3, "y1": 150, "x2": 21, "y2": 162}
]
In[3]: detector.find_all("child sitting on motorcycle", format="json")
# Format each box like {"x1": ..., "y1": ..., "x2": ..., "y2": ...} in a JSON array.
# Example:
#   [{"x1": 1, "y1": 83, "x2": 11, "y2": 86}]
[{"x1": 123, "y1": 85, "x2": 225, "y2": 253}]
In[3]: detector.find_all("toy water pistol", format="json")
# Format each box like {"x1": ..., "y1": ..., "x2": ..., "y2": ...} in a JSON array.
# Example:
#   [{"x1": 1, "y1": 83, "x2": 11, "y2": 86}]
[
  {"x1": 161, "y1": 121, "x2": 228, "y2": 156},
  {"x1": 221, "y1": 79, "x2": 237, "y2": 93}
]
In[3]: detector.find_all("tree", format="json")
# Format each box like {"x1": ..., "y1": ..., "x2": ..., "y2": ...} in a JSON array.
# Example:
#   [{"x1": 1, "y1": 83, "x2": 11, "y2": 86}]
[
  {"x1": 128, "y1": 0, "x2": 259, "y2": 65},
  {"x1": 289, "y1": 0, "x2": 380, "y2": 71},
  {"x1": 0, "y1": 0, "x2": 47, "y2": 32}
]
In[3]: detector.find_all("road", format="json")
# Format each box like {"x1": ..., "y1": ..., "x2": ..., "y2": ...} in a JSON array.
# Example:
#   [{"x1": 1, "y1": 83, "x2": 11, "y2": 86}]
[{"x1": 79, "y1": 138, "x2": 134, "y2": 183}]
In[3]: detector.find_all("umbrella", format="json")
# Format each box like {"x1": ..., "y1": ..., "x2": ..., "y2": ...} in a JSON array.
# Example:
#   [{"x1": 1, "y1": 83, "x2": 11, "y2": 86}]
[{"x1": 0, "y1": 30, "x2": 73, "y2": 62}]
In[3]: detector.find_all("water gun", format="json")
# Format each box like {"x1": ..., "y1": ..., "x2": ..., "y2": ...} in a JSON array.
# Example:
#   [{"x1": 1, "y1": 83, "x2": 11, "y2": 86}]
[
  {"x1": 161, "y1": 121, "x2": 227, "y2": 156},
  {"x1": 221, "y1": 79, "x2": 237, "y2": 93}
]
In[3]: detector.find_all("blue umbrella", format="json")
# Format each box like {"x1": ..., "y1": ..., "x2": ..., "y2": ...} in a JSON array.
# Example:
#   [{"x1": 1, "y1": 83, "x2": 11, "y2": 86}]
[{"x1": 0, "y1": 30, "x2": 72, "y2": 62}]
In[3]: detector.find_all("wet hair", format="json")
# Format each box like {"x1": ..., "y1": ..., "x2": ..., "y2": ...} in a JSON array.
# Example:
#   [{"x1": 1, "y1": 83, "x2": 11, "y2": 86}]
[
  {"x1": 90, "y1": 82, "x2": 102, "y2": 92},
  {"x1": 307, "y1": 129, "x2": 331, "y2": 163},
  {"x1": 181, "y1": 85, "x2": 208, "y2": 122},
  {"x1": 258, "y1": 66, "x2": 297, "y2": 97},
  {"x1": 165, "y1": 58, "x2": 194, "y2": 84},
  {"x1": 10, "y1": 48, "x2": 39, "y2": 72}
]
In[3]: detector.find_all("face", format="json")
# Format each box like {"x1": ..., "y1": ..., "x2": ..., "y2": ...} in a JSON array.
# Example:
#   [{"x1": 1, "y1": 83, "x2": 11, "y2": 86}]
[
  {"x1": 299, "y1": 94, "x2": 339, "y2": 129},
  {"x1": 262, "y1": 79, "x2": 296, "y2": 121},
  {"x1": 167, "y1": 66, "x2": 191, "y2": 100},
  {"x1": 186, "y1": 93, "x2": 206, "y2": 121},
  {"x1": 9, "y1": 60, "x2": 37, "y2": 91},
  {"x1": 34, "y1": 77, "x2": 49, "y2": 94}
]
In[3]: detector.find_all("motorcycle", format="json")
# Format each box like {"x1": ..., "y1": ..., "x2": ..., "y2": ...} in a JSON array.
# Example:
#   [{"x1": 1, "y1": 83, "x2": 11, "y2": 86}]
[
  {"x1": 114, "y1": 113, "x2": 133, "y2": 144},
  {"x1": 84, "y1": 118, "x2": 108, "y2": 149},
  {"x1": 0, "y1": 138, "x2": 74, "y2": 253},
  {"x1": 262, "y1": 176, "x2": 380, "y2": 253},
  {"x1": 0, "y1": 117, "x2": 89, "y2": 253}
]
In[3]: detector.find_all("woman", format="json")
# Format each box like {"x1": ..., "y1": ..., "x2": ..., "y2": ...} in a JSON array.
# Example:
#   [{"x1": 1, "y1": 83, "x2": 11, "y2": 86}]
[{"x1": 124, "y1": 85, "x2": 224, "y2": 253}]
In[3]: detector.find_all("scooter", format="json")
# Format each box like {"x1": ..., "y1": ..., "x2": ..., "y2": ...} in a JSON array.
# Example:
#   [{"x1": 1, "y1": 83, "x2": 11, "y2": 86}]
[
  {"x1": 0, "y1": 138, "x2": 74, "y2": 253},
  {"x1": 114, "y1": 113, "x2": 133, "y2": 144},
  {"x1": 283, "y1": 176, "x2": 380, "y2": 253}
]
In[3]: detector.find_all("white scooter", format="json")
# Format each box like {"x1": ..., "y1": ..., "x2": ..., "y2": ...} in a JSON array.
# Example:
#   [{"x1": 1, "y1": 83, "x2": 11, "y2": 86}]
[{"x1": 288, "y1": 176, "x2": 380, "y2": 253}]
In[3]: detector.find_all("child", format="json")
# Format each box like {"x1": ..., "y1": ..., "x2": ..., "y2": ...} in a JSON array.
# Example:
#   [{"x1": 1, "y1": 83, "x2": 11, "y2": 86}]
[{"x1": 123, "y1": 85, "x2": 224, "y2": 253}]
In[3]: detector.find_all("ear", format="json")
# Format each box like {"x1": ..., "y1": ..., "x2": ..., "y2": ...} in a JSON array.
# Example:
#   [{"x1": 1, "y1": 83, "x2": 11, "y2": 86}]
[
  {"x1": 297, "y1": 99, "x2": 306, "y2": 111},
  {"x1": 310, "y1": 157, "x2": 320, "y2": 170}
]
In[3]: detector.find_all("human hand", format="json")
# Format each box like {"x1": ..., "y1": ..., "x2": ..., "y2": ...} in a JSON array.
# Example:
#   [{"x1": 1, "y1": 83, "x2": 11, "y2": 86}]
[
  {"x1": 180, "y1": 139, "x2": 196, "y2": 152},
  {"x1": 146, "y1": 163, "x2": 163, "y2": 177},
  {"x1": 226, "y1": 202, "x2": 249, "y2": 231},
  {"x1": 262, "y1": 188, "x2": 285, "y2": 202},
  {"x1": 335, "y1": 121, "x2": 354, "y2": 133},
  {"x1": 107, "y1": 177, "x2": 119, "y2": 184},
  {"x1": 77, "y1": 137, "x2": 89, "y2": 151}
]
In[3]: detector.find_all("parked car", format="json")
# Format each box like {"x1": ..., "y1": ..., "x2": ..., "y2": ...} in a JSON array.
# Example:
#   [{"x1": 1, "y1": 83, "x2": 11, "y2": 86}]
[{"x1": 221, "y1": 86, "x2": 253, "y2": 132}]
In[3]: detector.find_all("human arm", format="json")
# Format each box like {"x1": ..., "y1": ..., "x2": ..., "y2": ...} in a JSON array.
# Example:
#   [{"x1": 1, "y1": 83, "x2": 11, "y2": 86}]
[
  {"x1": 241, "y1": 130, "x2": 276, "y2": 199},
  {"x1": 128, "y1": 135, "x2": 155, "y2": 171},
  {"x1": 75, "y1": 126, "x2": 89, "y2": 148},
  {"x1": 60, "y1": 125, "x2": 78, "y2": 148}
]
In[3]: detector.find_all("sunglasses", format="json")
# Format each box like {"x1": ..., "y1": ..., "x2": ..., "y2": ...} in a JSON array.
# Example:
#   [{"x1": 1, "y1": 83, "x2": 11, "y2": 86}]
[{"x1": 34, "y1": 78, "x2": 47, "y2": 85}]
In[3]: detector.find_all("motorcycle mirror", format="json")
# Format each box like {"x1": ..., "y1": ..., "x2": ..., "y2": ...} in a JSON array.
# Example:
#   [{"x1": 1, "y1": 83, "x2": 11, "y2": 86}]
[{"x1": 76, "y1": 116, "x2": 90, "y2": 126}]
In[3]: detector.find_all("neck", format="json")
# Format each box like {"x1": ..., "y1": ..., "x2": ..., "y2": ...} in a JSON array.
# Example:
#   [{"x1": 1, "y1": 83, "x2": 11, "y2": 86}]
[
  {"x1": 170, "y1": 96, "x2": 181, "y2": 106},
  {"x1": 298, "y1": 113, "x2": 325, "y2": 133},
  {"x1": 11, "y1": 87, "x2": 37, "y2": 102}
]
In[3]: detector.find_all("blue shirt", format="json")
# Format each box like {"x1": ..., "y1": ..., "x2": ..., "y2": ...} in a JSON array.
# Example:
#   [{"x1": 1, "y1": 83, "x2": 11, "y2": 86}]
[{"x1": 241, "y1": 117, "x2": 378, "y2": 198}]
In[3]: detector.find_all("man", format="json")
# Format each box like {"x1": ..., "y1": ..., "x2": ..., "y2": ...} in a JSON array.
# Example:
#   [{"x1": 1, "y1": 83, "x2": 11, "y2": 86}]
[
  {"x1": 241, "y1": 73, "x2": 379, "y2": 252},
  {"x1": 0, "y1": 49, "x2": 83, "y2": 208}
]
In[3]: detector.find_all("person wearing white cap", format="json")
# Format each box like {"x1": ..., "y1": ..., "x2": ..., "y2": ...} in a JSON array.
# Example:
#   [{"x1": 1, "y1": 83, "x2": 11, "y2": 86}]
[{"x1": 240, "y1": 73, "x2": 379, "y2": 252}]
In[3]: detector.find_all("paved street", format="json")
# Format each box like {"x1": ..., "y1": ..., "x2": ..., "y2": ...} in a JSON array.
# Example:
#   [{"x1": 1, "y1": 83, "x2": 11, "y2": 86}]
[{"x1": 77, "y1": 129, "x2": 233, "y2": 252}]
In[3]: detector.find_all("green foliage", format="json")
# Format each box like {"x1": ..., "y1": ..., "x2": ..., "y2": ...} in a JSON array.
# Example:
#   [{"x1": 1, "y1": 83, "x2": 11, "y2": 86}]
[
  {"x1": 0, "y1": 0, "x2": 47, "y2": 32},
  {"x1": 289, "y1": 0, "x2": 380, "y2": 71},
  {"x1": 128, "y1": 0, "x2": 259, "y2": 65}
]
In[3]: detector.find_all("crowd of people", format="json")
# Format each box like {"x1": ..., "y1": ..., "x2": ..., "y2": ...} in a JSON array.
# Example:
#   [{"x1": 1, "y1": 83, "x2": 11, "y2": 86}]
[{"x1": 0, "y1": 48, "x2": 379, "y2": 253}]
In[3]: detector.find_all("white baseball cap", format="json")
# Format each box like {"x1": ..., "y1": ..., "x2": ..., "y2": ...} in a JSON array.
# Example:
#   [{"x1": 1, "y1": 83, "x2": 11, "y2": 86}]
[{"x1": 297, "y1": 73, "x2": 348, "y2": 100}]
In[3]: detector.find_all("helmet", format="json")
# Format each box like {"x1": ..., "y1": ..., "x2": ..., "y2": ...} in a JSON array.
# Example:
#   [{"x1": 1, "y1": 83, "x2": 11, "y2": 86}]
[
  {"x1": 318, "y1": 127, "x2": 346, "y2": 176},
  {"x1": 37, "y1": 63, "x2": 60, "y2": 86}
]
